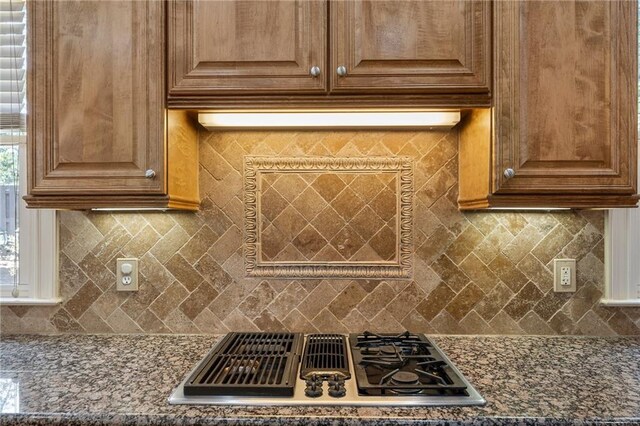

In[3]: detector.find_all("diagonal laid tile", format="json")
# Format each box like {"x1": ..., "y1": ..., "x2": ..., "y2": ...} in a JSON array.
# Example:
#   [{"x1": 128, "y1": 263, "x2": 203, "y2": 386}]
[
  {"x1": 311, "y1": 174, "x2": 345, "y2": 203},
  {"x1": 503, "y1": 281, "x2": 543, "y2": 321},
  {"x1": 415, "y1": 283, "x2": 456, "y2": 321},
  {"x1": 474, "y1": 282, "x2": 514, "y2": 322},
  {"x1": 431, "y1": 255, "x2": 470, "y2": 293},
  {"x1": 445, "y1": 282, "x2": 484, "y2": 320},
  {"x1": 328, "y1": 281, "x2": 368, "y2": 320}
]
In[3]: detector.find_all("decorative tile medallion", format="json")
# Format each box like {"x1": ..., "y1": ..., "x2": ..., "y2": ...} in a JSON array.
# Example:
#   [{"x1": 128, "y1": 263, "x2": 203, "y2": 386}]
[{"x1": 244, "y1": 157, "x2": 414, "y2": 279}]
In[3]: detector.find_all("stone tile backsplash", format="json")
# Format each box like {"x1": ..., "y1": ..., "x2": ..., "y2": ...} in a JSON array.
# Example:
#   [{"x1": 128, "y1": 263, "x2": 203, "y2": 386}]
[{"x1": 1, "y1": 129, "x2": 639, "y2": 335}]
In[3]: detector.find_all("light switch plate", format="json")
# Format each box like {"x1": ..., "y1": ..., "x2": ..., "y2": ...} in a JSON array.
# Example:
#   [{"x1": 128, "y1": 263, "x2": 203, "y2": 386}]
[
  {"x1": 553, "y1": 259, "x2": 576, "y2": 293},
  {"x1": 116, "y1": 258, "x2": 138, "y2": 292}
]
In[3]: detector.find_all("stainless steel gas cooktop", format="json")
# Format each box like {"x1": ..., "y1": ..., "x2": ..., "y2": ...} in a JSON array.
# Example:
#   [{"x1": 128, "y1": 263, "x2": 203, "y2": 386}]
[{"x1": 169, "y1": 331, "x2": 485, "y2": 407}]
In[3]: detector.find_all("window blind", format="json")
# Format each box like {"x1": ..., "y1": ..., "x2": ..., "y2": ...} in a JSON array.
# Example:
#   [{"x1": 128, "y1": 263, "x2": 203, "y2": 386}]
[{"x1": 0, "y1": 0, "x2": 25, "y2": 131}]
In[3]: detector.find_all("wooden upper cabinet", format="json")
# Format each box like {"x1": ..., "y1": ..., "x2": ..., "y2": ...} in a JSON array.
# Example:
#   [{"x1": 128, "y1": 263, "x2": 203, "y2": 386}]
[
  {"x1": 25, "y1": 1, "x2": 199, "y2": 210},
  {"x1": 167, "y1": 0, "x2": 492, "y2": 107},
  {"x1": 330, "y1": 0, "x2": 491, "y2": 94},
  {"x1": 168, "y1": 0, "x2": 328, "y2": 99},
  {"x1": 459, "y1": 0, "x2": 638, "y2": 209}
]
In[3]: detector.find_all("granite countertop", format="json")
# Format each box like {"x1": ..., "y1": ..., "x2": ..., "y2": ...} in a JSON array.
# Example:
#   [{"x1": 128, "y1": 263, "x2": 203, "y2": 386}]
[{"x1": 0, "y1": 334, "x2": 639, "y2": 425}]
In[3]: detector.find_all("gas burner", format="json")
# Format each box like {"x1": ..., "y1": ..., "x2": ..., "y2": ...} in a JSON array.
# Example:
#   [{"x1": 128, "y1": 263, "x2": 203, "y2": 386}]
[
  {"x1": 388, "y1": 371, "x2": 423, "y2": 395},
  {"x1": 390, "y1": 371, "x2": 420, "y2": 385}
]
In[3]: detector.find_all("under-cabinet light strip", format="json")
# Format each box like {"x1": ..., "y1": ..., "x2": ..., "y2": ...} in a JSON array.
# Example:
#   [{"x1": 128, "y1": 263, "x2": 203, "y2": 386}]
[{"x1": 198, "y1": 110, "x2": 461, "y2": 129}]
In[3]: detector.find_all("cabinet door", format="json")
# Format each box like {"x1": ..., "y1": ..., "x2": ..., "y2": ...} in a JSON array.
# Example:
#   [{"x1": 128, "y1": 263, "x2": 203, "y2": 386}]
[
  {"x1": 493, "y1": 0, "x2": 637, "y2": 196},
  {"x1": 330, "y1": 0, "x2": 491, "y2": 94},
  {"x1": 28, "y1": 0, "x2": 165, "y2": 196},
  {"x1": 168, "y1": 0, "x2": 327, "y2": 97}
]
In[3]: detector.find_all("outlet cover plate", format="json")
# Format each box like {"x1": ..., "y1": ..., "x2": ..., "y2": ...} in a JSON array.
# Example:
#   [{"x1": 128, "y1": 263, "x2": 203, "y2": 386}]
[
  {"x1": 553, "y1": 259, "x2": 576, "y2": 293},
  {"x1": 116, "y1": 258, "x2": 138, "y2": 292}
]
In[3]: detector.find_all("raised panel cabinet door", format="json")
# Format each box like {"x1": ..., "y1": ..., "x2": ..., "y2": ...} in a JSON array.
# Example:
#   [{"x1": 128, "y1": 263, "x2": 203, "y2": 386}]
[
  {"x1": 168, "y1": 0, "x2": 328, "y2": 97},
  {"x1": 330, "y1": 0, "x2": 491, "y2": 93},
  {"x1": 493, "y1": 0, "x2": 637, "y2": 195},
  {"x1": 27, "y1": 0, "x2": 165, "y2": 195}
]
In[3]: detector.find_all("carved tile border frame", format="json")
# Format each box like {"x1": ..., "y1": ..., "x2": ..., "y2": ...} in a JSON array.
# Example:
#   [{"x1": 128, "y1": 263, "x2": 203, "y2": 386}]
[{"x1": 244, "y1": 156, "x2": 413, "y2": 279}]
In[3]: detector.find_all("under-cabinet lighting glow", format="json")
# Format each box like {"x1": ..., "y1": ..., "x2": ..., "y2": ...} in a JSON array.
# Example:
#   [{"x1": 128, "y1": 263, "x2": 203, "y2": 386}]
[
  {"x1": 198, "y1": 110, "x2": 461, "y2": 129},
  {"x1": 487, "y1": 207, "x2": 571, "y2": 211},
  {"x1": 91, "y1": 208, "x2": 168, "y2": 212}
]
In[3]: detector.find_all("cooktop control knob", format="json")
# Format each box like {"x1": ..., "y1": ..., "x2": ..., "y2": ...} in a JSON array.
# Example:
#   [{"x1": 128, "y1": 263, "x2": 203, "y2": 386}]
[
  {"x1": 328, "y1": 373, "x2": 345, "y2": 387},
  {"x1": 304, "y1": 382, "x2": 323, "y2": 398},
  {"x1": 328, "y1": 383, "x2": 346, "y2": 398}
]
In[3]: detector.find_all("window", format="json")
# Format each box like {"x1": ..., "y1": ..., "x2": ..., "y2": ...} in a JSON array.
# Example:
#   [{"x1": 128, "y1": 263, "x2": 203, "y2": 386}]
[
  {"x1": 603, "y1": 2, "x2": 640, "y2": 306},
  {"x1": 0, "y1": 0, "x2": 58, "y2": 305}
]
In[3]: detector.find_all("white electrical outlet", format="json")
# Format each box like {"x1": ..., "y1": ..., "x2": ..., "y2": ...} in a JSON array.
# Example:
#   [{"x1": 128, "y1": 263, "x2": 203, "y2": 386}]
[
  {"x1": 554, "y1": 259, "x2": 576, "y2": 293},
  {"x1": 116, "y1": 258, "x2": 138, "y2": 292}
]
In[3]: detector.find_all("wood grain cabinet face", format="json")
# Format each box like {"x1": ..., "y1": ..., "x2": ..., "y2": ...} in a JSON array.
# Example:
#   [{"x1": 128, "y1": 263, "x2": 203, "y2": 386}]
[
  {"x1": 330, "y1": 0, "x2": 491, "y2": 94},
  {"x1": 493, "y1": 0, "x2": 637, "y2": 196},
  {"x1": 28, "y1": 0, "x2": 165, "y2": 196},
  {"x1": 168, "y1": 0, "x2": 328, "y2": 97},
  {"x1": 459, "y1": 0, "x2": 638, "y2": 210}
]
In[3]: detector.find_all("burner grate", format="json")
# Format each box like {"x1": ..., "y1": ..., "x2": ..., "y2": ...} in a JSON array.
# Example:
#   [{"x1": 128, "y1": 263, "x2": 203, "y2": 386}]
[
  {"x1": 350, "y1": 332, "x2": 469, "y2": 397},
  {"x1": 184, "y1": 332, "x2": 303, "y2": 396},
  {"x1": 300, "y1": 334, "x2": 350, "y2": 380}
]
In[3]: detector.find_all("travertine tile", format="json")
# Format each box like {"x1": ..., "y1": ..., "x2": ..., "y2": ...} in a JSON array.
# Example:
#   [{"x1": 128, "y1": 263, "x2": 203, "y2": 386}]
[
  {"x1": 561, "y1": 283, "x2": 602, "y2": 322},
  {"x1": 577, "y1": 311, "x2": 615, "y2": 336},
  {"x1": 253, "y1": 310, "x2": 286, "y2": 332},
  {"x1": 120, "y1": 277, "x2": 160, "y2": 321},
  {"x1": 165, "y1": 254, "x2": 203, "y2": 291},
  {"x1": 459, "y1": 253, "x2": 499, "y2": 293},
  {"x1": 488, "y1": 311, "x2": 524, "y2": 335},
  {"x1": 5, "y1": 129, "x2": 636, "y2": 336},
  {"x1": 445, "y1": 225, "x2": 484, "y2": 264},
  {"x1": 123, "y1": 225, "x2": 161, "y2": 259},
  {"x1": 502, "y1": 225, "x2": 545, "y2": 264},
  {"x1": 179, "y1": 281, "x2": 218, "y2": 321},
  {"x1": 77, "y1": 307, "x2": 112, "y2": 333},
  {"x1": 328, "y1": 281, "x2": 368, "y2": 320},
  {"x1": 431, "y1": 255, "x2": 470, "y2": 293},
  {"x1": 137, "y1": 309, "x2": 170, "y2": 334},
  {"x1": 313, "y1": 309, "x2": 349, "y2": 333},
  {"x1": 179, "y1": 225, "x2": 219, "y2": 264},
  {"x1": 562, "y1": 223, "x2": 602, "y2": 261},
  {"x1": 489, "y1": 254, "x2": 529, "y2": 293},
  {"x1": 473, "y1": 224, "x2": 514, "y2": 265},
  {"x1": 607, "y1": 311, "x2": 640, "y2": 335},
  {"x1": 238, "y1": 282, "x2": 277, "y2": 320},
  {"x1": 516, "y1": 254, "x2": 554, "y2": 294},
  {"x1": 445, "y1": 283, "x2": 484, "y2": 320},
  {"x1": 416, "y1": 283, "x2": 456, "y2": 321},
  {"x1": 150, "y1": 224, "x2": 190, "y2": 264},
  {"x1": 531, "y1": 225, "x2": 574, "y2": 265},
  {"x1": 106, "y1": 307, "x2": 143, "y2": 333},
  {"x1": 149, "y1": 281, "x2": 189, "y2": 320},
  {"x1": 312, "y1": 174, "x2": 345, "y2": 202},
  {"x1": 369, "y1": 309, "x2": 403, "y2": 333},
  {"x1": 475, "y1": 282, "x2": 514, "y2": 322},
  {"x1": 386, "y1": 282, "x2": 425, "y2": 322},
  {"x1": 91, "y1": 224, "x2": 132, "y2": 264},
  {"x1": 291, "y1": 186, "x2": 326, "y2": 221},
  {"x1": 534, "y1": 290, "x2": 571, "y2": 322},
  {"x1": 368, "y1": 226, "x2": 396, "y2": 261},
  {"x1": 281, "y1": 309, "x2": 318, "y2": 333},
  {"x1": 460, "y1": 311, "x2": 494, "y2": 335},
  {"x1": 518, "y1": 311, "x2": 555, "y2": 335},
  {"x1": 59, "y1": 253, "x2": 89, "y2": 300},
  {"x1": 78, "y1": 253, "x2": 115, "y2": 292},
  {"x1": 503, "y1": 282, "x2": 544, "y2": 321}
]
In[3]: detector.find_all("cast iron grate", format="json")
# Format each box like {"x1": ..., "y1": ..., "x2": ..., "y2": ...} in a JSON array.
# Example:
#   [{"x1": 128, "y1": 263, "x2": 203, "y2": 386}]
[
  {"x1": 184, "y1": 332, "x2": 303, "y2": 396},
  {"x1": 300, "y1": 334, "x2": 351, "y2": 380}
]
